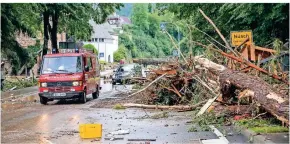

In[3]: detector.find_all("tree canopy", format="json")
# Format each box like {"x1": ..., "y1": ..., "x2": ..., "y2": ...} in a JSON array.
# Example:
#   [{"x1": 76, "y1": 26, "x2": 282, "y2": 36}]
[
  {"x1": 1, "y1": 3, "x2": 123, "y2": 74},
  {"x1": 159, "y1": 3, "x2": 289, "y2": 46}
]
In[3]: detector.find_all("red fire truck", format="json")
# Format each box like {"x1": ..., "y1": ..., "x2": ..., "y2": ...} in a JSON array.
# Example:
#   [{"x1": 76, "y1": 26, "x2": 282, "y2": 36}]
[{"x1": 38, "y1": 42, "x2": 100, "y2": 104}]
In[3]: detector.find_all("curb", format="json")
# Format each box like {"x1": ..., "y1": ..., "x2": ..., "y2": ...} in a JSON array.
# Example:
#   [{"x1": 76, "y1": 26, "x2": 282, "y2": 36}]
[{"x1": 234, "y1": 125, "x2": 275, "y2": 144}]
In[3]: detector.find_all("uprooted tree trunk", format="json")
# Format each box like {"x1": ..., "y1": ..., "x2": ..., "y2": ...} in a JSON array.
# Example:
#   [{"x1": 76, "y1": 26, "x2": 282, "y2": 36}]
[{"x1": 194, "y1": 57, "x2": 289, "y2": 125}]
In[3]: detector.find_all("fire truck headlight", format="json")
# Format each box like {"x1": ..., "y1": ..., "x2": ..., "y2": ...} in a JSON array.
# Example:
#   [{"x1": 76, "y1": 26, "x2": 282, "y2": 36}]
[
  {"x1": 41, "y1": 83, "x2": 47, "y2": 87},
  {"x1": 72, "y1": 81, "x2": 80, "y2": 86}
]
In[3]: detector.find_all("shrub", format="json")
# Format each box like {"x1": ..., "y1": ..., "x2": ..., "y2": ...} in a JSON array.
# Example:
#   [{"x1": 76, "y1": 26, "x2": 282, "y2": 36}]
[
  {"x1": 114, "y1": 45, "x2": 127, "y2": 62},
  {"x1": 83, "y1": 44, "x2": 98, "y2": 55}
]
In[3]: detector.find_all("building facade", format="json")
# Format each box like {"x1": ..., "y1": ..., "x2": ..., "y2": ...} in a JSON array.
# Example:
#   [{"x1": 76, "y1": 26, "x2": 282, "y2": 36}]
[{"x1": 84, "y1": 20, "x2": 119, "y2": 63}]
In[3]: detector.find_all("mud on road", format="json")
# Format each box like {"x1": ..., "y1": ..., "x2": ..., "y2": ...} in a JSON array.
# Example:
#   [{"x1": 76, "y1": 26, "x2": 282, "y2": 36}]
[{"x1": 1, "y1": 78, "x2": 248, "y2": 144}]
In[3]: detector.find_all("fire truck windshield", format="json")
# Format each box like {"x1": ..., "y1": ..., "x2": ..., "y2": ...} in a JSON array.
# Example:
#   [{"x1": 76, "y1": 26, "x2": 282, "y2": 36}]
[{"x1": 41, "y1": 56, "x2": 82, "y2": 74}]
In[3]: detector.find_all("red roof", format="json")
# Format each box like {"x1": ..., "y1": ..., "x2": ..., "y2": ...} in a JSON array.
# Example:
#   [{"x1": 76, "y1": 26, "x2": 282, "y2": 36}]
[{"x1": 120, "y1": 16, "x2": 131, "y2": 24}]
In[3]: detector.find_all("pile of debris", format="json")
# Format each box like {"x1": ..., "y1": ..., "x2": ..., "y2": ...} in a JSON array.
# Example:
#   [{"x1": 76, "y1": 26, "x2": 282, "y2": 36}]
[
  {"x1": 128, "y1": 55, "x2": 289, "y2": 125},
  {"x1": 121, "y1": 9, "x2": 289, "y2": 126}
]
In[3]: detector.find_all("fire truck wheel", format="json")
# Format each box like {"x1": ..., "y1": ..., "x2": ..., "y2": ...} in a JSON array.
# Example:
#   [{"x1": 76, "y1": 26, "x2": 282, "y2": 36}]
[
  {"x1": 40, "y1": 96, "x2": 48, "y2": 105},
  {"x1": 79, "y1": 91, "x2": 87, "y2": 103}
]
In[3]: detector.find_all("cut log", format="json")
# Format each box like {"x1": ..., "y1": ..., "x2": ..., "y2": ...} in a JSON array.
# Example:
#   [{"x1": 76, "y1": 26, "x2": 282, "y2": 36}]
[
  {"x1": 219, "y1": 69, "x2": 289, "y2": 125},
  {"x1": 123, "y1": 101, "x2": 207, "y2": 110},
  {"x1": 194, "y1": 56, "x2": 289, "y2": 125}
]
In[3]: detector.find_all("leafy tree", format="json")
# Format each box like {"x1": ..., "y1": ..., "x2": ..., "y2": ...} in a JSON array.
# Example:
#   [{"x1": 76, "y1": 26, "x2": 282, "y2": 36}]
[
  {"x1": 83, "y1": 44, "x2": 98, "y2": 55},
  {"x1": 163, "y1": 3, "x2": 289, "y2": 46},
  {"x1": 1, "y1": 4, "x2": 41, "y2": 74},
  {"x1": 113, "y1": 45, "x2": 127, "y2": 62},
  {"x1": 148, "y1": 3, "x2": 153, "y2": 13},
  {"x1": 148, "y1": 13, "x2": 161, "y2": 38},
  {"x1": 40, "y1": 3, "x2": 123, "y2": 55},
  {"x1": 1, "y1": 3, "x2": 123, "y2": 73},
  {"x1": 119, "y1": 4, "x2": 178, "y2": 59},
  {"x1": 119, "y1": 34, "x2": 134, "y2": 50},
  {"x1": 131, "y1": 4, "x2": 149, "y2": 31}
]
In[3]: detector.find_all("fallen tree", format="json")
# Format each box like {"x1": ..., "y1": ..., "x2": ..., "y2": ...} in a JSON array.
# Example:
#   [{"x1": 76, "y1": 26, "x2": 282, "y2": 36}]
[{"x1": 193, "y1": 56, "x2": 289, "y2": 125}]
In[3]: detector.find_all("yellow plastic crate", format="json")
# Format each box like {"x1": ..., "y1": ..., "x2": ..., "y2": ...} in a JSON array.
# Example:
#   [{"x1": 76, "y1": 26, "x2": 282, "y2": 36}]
[{"x1": 79, "y1": 123, "x2": 102, "y2": 139}]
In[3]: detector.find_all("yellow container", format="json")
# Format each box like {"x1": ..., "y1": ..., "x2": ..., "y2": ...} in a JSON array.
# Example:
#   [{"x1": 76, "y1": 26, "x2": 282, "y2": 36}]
[{"x1": 79, "y1": 123, "x2": 102, "y2": 139}]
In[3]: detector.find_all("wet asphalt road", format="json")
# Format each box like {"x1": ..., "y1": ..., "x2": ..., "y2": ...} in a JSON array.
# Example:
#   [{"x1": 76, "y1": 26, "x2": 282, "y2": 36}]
[{"x1": 1, "y1": 73, "x2": 249, "y2": 144}]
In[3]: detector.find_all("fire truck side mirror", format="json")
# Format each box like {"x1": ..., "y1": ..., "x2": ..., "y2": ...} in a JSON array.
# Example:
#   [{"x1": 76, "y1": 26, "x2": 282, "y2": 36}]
[{"x1": 85, "y1": 66, "x2": 89, "y2": 72}]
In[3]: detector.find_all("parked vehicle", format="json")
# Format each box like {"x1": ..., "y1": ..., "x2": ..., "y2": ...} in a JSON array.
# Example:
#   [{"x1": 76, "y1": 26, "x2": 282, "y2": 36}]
[
  {"x1": 38, "y1": 42, "x2": 101, "y2": 104},
  {"x1": 112, "y1": 63, "x2": 142, "y2": 85}
]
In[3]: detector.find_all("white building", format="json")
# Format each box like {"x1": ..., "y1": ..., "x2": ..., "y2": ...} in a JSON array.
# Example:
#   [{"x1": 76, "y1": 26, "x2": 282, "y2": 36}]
[
  {"x1": 83, "y1": 20, "x2": 118, "y2": 63},
  {"x1": 84, "y1": 15, "x2": 131, "y2": 63}
]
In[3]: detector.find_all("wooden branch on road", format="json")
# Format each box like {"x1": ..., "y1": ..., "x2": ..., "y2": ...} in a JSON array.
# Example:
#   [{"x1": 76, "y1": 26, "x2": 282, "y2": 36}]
[
  {"x1": 128, "y1": 73, "x2": 167, "y2": 97},
  {"x1": 123, "y1": 100, "x2": 207, "y2": 110}
]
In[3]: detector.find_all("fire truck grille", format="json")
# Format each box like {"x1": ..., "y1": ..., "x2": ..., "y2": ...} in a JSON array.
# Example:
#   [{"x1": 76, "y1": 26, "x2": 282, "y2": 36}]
[
  {"x1": 47, "y1": 82, "x2": 73, "y2": 87},
  {"x1": 48, "y1": 87, "x2": 71, "y2": 92}
]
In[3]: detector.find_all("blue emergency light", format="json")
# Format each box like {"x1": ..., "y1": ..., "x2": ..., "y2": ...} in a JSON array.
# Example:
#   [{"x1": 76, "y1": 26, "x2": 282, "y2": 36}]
[
  {"x1": 75, "y1": 47, "x2": 79, "y2": 53},
  {"x1": 52, "y1": 48, "x2": 57, "y2": 54}
]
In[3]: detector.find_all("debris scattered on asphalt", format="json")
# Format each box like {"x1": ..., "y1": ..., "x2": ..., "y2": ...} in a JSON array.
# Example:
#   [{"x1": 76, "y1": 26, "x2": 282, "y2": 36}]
[
  {"x1": 109, "y1": 129, "x2": 130, "y2": 135},
  {"x1": 127, "y1": 139, "x2": 156, "y2": 141},
  {"x1": 104, "y1": 137, "x2": 124, "y2": 141},
  {"x1": 90, "y1": 139, "x2": 100, "y2": 142}
]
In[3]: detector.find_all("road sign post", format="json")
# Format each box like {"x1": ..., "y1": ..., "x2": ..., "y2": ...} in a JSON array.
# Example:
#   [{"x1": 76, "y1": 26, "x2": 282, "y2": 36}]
[{"x1": 230, "y1": 30, "x2": 253, "y2": 47}]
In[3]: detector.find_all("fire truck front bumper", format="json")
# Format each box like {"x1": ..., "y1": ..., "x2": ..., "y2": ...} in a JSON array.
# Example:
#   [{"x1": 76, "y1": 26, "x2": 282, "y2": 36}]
[{"x1": 39, "y1": 91, "x2": 83, "y2": 99}]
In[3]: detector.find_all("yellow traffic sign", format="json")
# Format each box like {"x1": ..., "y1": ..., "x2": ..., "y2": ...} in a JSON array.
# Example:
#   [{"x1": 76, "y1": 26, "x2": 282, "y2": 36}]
[{"x1": 230, "y1": 30, "x2": 253, "y2": 47}]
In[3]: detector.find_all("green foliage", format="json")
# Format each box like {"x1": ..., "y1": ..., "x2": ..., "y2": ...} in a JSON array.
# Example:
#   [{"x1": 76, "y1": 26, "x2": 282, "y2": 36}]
[
  {"x1": 236, "y1": 118, "x2": 289, "y2": 133},
  {"x1": 119, "y1": 6, "x2": 177, "y2": 59},
  {"x1": 250, "y1": 126, "x2": 289, "y2": 133},
  {"x1": 1, "y1": 3, "x2": 123, "y2": 73},
  {"x1": 26, "y1": 40, "x2": 42, "y2": 68},
  {"x1": 83, "y1": 44, "x2": 98, "y2": 55},
  {"x1": 99, "y1": 60, "x2": 107, "y2": 65},
  {"x1": 190, "y1": 111, "x2": 227, "y2": 131},
  {"x1": 3, "y1": 79, "x2": 38, "y2": 91},
  {"x1": 131, "y1": 4, "x2": 149, "y2": 31},
  {"x1": 1, "y1": 4, "x2": 41, "y2": 74},
  {"x1": 162, "y1": 3, "x2": 289, "y2": 46},
  {"x1": 113, "y1": 104, "x2": 126, "y2": 110},
  {"x1": 113, "y1": 45, "x2": 127, "y2": 62}
]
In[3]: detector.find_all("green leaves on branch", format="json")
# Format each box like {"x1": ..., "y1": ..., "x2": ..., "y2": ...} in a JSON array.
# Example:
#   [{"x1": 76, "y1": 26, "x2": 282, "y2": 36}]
[
  {"x1": 83, "y1": 44, "x2": 98, "y2": 55},
  {"x1": 162, "y1": 3, "x2": 289, "y2": 46},
  {"x1": 114, "y1": 45, "x2": 127, "y2": 62}
]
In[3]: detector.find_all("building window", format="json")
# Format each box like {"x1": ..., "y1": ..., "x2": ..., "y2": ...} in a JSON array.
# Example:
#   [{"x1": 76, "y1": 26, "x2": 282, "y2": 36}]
[
  {"x1": 99, "y1": 52, "x2": 104, "y2": 58},
  {"x1": 91, "y1": 38, "x2": 94, "y2": 42},
  {"x1": 95, "y1": 38, "x2": 98, "y2": 42},
  {"x1": 99, "y1": 38, "x2": 104, "y2": 42}
]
